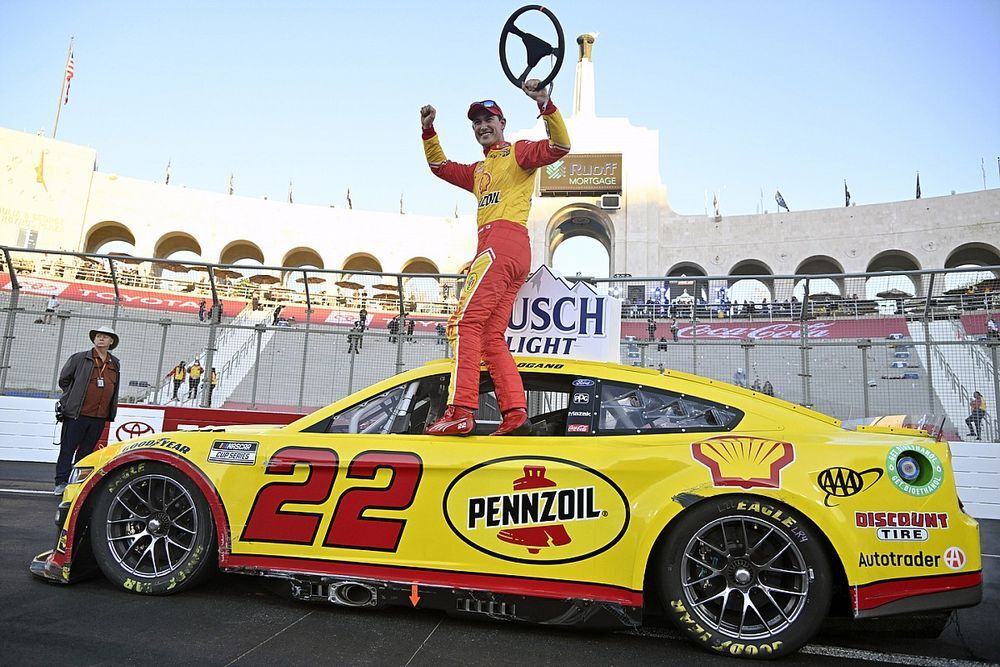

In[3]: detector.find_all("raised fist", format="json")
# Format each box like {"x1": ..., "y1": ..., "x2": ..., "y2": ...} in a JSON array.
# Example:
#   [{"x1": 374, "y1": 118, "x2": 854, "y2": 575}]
[
  {"x1": 521, "y1": 79, "x2": 549, "y2": 105},
  {"x1": 420, "y1": 105, "x2": 436, "y2": 129}
]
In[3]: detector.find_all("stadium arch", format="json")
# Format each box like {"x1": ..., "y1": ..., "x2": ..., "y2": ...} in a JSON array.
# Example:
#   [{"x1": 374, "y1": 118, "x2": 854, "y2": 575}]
[
  {"x1": 400, "y1": 257, "x2": 441, "y2": 304},
  {"x1": 153, "y1": 232, "x2": 202, "y2": 259},
  {"x1": 666, "y1": 262, "x2": 708, "y2": 302},
  {"x1": 83, "y1": 221, "x2": 136, "y2": 254},
  {"x1": 794, "y1": 255, "x2": 845, "y2": 299},
  {"x1": 342, "y1": 253, "x2": 383, "y2": 273},
  {"x1": 865, "y1": 249, "x2": 922, "y2": 299},
  {"x1": 728, "y1": 259, "x2": 774, "y2": 303},
  {"x1": 282, "y1": 247, "x2": 324, "y2": 270},
  {"x1": 545, "y1": 204, "x2": 613, "y2": 276},
  {"x1": 945, "y1": 242, "x2": 1000, "y2": 269},
  {"x1": 220, "y1": 240, "x2": 265, "y2": 265}
]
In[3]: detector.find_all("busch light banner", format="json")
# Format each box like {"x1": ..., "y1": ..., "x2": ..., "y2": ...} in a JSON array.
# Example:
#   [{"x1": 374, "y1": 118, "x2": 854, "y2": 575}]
[{"x1": 505, "y1": 266, "x2": 621, "y2": 362}]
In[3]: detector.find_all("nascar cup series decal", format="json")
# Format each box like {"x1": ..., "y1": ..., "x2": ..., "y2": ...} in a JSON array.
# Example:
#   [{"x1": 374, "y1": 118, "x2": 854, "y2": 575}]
[
  {"x1": 443, "y1": 456, "x2": 629, "y2": 565},
  {"x1": 886, "y1": 444, "x2": 944, "y2": 497},
  {"x1": 691, "y1": 436, "x2": 794, "y2": 489}
]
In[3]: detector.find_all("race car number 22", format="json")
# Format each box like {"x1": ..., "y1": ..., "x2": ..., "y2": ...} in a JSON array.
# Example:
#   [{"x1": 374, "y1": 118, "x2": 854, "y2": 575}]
[{"x1": 240, "y1": 447, "x2": 423, "y2": 552}]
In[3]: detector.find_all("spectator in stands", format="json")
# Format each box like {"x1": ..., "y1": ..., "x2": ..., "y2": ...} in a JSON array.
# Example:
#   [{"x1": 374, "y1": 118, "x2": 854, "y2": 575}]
[
  {"x1": 763, "y1": 380, "x2": 774, "y2": 396},
  {"x1": 988, "y1": 317, "x2": 999, "y2": 341},
  {"x1": 436, "y1": 322, "x2": 446, "y2": 345},
  {"x1": 751, "y1": 377, "x2": 762, "y2": 392},
  {"x1": 251, "y1": 295, "x2": 260, "y2": 311},
  {"x1": 213, "y1": 301, "x2": 224, "y2": 323},
  {"x1": 406, "y1": 316, "x2": 416, "y2": 343},
  {"x1": 198, "y1": 299, "x2": 207, "y2": 322},
  {"x1": 169, "y1": 361, "x2": 186, "y2": 400},
  {"x1": 965, "y1": 391, "x2": 987, "y2": 440},
  {"x1": 647, "y1": 316, "x2": 656, "y2": 341},
  {"x1": 348, "y1": 322, "x2": 362, "y2": 354},
  {"x1": 272, "y1": 304, "x2": 283, "y2": 325},
  {"x1": 732, "y1": 367, "x2": 747, "y2": 388},
  {"x1": 657, "y1": 336, "x2": 668, "y2": 352},
  {"x1": 670, "y1": 320, "x2": 679, "y2": 342},
  {"x1": 188, "y1": 360, "x2": 203, "y2": 399},
  {"x1": 208, "y1": 368, "x2": 218, "y2": 405},
  {"x1": 53, "y1": 326, "x2": 122, "y2": 495},
  {"x1": 42, "y1": 296, "x2": 59, "y2": 325}
]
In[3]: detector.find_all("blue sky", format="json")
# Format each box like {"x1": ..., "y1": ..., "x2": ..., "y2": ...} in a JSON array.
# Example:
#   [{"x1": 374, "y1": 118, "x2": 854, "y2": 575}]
[{"x1": 2, "y1": 0, "x2": 998, "y2": 224}]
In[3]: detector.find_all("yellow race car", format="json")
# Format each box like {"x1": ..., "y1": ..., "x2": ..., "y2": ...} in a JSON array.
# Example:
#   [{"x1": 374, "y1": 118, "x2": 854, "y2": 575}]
[{"x1": 31, "y1": 358, "x2": 982, "y2": 659}]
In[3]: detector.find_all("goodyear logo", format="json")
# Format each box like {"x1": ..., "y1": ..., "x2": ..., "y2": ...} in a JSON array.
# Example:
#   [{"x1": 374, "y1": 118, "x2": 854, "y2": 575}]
[
  {"x1": 444, "y1": 456, "x2": 629, "y2": 565},
  {"x1": 691, "y1": 436, "x2": 794, "y2": 489}
]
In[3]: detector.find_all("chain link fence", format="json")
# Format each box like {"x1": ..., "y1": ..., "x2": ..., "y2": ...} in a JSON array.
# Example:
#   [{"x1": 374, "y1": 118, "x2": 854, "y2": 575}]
[{"x1": 1, "y1": 246, "x2": 997, "y2": 441}]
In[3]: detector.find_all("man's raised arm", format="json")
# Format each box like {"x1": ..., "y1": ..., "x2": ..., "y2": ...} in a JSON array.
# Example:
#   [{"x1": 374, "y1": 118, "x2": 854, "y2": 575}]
[
  {"x1": 421, "y1": 104, "x2": 476, "y2": 193},
  {"x1": 514, "y1": 80, "x2": 571, "y2": 169}
]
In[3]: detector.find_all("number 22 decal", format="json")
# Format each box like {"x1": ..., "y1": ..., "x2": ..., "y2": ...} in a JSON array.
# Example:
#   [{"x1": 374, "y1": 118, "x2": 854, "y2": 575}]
[{"x1": 240, "y1": 447, "x2": 423, "y2": 552}]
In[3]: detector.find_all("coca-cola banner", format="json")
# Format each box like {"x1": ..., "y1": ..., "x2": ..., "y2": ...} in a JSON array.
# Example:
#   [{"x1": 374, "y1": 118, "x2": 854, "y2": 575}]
[
  {"x1": 623, "y1": 318, "x2": 908, "y2": 341},
  {"x1": 0, "y1": 274, "x2": 246, "y2": 315}
]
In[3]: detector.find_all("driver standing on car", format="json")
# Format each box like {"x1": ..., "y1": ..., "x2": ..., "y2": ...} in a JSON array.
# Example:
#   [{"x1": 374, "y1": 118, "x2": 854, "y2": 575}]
[{"x1": 419, "y1": 79, "x2": 570, "y2": 436}]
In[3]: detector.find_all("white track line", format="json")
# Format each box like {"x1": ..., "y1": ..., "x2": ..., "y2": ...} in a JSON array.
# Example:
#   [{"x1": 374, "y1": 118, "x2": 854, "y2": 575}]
[{"x1": 0, "y1": 488, "x2": 53, "y2": 496}]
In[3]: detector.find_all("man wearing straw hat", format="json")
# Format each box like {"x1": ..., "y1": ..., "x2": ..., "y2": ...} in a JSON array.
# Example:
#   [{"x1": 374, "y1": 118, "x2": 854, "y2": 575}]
[{"x1": 53, "y1": 325, "x2": 122, "y2": 495}]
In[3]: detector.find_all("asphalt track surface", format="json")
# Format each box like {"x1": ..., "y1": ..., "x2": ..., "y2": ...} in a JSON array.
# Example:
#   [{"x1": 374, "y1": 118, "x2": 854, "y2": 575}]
[{"x1": 2, "y1": 461, "x2": 998, "y2": 666}]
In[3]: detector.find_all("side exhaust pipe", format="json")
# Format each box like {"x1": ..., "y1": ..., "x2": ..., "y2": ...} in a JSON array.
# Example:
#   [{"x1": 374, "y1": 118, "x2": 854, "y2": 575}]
[{"x1": 328, "y1": 581, "x2": 378, "y2": 607}]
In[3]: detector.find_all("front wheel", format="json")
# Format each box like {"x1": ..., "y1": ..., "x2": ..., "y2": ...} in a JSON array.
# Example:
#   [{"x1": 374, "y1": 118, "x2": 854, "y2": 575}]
[
  {"x1": 90, "y1": 462, "x2": 216, "y2": 594},
  {"x1": 656, "y1": 495, "x2": 832, "y2": 659}
]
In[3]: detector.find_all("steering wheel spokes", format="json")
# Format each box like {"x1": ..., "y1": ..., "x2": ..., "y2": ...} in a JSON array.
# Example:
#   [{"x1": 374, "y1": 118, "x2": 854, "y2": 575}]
[{"x1": 500, "y1": 5, "x2": 566, "y2": 89}]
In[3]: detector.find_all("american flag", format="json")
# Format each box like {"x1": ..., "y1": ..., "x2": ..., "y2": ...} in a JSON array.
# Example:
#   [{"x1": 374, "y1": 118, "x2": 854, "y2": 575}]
[{"x1": 64, "y1": 50, "x2": 75, "y2": 105}]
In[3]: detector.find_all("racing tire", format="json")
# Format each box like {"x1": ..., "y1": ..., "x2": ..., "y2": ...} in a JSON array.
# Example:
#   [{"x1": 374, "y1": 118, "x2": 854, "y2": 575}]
[
  {"x1": 656, "y1": 495, "x2": 832, "y2": 659},
  {"x1": 90, "y1": 462, "x2": 216, "y2": 595}
]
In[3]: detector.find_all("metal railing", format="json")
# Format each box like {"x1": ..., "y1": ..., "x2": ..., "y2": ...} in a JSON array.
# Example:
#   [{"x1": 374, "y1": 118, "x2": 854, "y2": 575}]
[{"x1": 0, "y1": 246, "x2": 997, "y2": 440}]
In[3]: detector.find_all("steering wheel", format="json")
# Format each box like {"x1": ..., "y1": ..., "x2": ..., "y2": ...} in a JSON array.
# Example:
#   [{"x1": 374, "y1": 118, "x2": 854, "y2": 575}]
[{"x1": 499, "y1": 5, "x2": 565, "y2": 89}]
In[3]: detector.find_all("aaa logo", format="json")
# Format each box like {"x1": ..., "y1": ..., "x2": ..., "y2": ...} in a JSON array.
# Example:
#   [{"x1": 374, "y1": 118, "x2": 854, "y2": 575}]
[
  {"x1": 817, "y1": 466, "x2": 883, "y2": 507},
  {"x1": 691, "y1": 436, "x2": 794, "y2": 489}
]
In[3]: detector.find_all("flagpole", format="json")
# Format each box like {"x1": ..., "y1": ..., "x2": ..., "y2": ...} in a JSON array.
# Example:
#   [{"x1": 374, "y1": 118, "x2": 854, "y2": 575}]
[{"x1": 52, "y1": 36, "x2": 74, "y2": 139}]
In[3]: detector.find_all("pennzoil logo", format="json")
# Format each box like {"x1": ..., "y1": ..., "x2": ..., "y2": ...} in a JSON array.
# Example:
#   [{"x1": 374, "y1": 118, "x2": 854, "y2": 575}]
[
  {"x1": 444, "y1": 456, "x2": 629, "y2": 565},
  {"x1": 691, "y1": 436, "x2": 794, "y2": 489}
]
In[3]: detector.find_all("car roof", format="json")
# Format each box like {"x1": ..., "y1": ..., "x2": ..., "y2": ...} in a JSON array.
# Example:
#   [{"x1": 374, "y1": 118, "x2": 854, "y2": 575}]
[{"x1": 282, "y1": 356, "x2": 841, "y2": 432}]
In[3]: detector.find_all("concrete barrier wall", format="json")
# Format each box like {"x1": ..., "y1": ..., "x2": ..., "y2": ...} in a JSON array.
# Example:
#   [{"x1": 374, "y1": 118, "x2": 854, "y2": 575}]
[
  {"x1": 951, "y1": 442, "x2": 1000, "y2": 520},
  {"x1": 0, "y1": 396, "x2": 298, "y2": 463}
]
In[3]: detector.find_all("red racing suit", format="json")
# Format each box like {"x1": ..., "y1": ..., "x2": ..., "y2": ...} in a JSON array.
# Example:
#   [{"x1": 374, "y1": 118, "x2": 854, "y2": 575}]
[{"x1": 422, "y1": 101, "x2": 570, "y2": 411}]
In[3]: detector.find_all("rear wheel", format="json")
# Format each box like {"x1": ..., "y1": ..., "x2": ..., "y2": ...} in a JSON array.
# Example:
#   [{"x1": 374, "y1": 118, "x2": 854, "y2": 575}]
[
  {"x1": 656, "y1": 495, "x2": 832, "y2": 658},
  {"x1": 90, "y1": 462, "x2": 216, "y2": 594}
]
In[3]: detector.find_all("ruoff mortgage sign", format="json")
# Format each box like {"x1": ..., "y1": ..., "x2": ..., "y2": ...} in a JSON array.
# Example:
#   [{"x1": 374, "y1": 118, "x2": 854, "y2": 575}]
[
  {"x1": 539, "y1": 153, "x2": 622, "y2": 195},
  {"x1": 505, "y1": 266, "x2": 621, "y2": 362}
]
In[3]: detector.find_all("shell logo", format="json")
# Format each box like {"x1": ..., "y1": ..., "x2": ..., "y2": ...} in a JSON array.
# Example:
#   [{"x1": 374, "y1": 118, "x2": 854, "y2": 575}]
[
  {"x1": 691, "y1": 436, "x2": 795, "y2": 489},
  {"x1": 443, "y1": 456, "x2": 630, "y2": 565}
]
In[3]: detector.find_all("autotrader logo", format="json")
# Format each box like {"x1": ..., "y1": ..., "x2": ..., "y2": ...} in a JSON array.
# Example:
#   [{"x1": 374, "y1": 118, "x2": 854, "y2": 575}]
[
  {"x1": 115, "y1": 421, "x2": 155, "y2": 441},
  {"x1": 943, "y1": 546, "x2": 966, "y2": 570}
]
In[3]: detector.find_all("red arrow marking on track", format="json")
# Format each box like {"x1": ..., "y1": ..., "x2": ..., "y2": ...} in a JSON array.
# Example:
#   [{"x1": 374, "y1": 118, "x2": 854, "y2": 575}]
[{"x1": 409, "y1": 583, "x2": 421, "y2": 607}]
